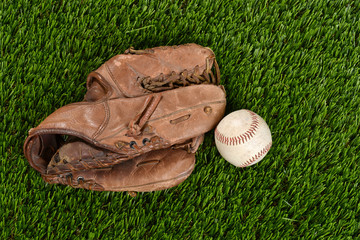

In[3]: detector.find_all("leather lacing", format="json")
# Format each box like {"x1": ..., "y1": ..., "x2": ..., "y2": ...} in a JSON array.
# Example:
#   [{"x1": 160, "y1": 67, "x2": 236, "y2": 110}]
[
  {"x1": 118, "y1": 95, "x2": 202, "y2": 154},
  {"x1": 43, "y1": 173, "x2": 105, "y2": 191},
  {"x1": 116, "y1": 94, "x2": 170, "y2": 151},
  {"x1": 45, "y1": 94, "x2": 192, "y2": 175},
  {"x1": 45, "y1": 46, "x2": 220, "y2": 176},
  {"x1": 125, "y1": 46, "x2": 221, "y2": 92},
  {"x1": 126, "y1": 94, "x2": 162, "y2": 137}
]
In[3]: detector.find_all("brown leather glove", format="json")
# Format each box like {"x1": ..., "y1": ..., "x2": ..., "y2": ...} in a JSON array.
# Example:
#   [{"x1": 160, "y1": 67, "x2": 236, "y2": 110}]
[
  {"x1": 25, "y1": 85, "x2": 226, "y2": 173},
  {"x1": 23, "y1": 44, "x2": 226, "y2": 193},
  {"x1": 44, "y1": 146, "x2": 197, "y2": 193},
  {"x1": 85, "y1": 43, "x2": 220, "y2": 101}
]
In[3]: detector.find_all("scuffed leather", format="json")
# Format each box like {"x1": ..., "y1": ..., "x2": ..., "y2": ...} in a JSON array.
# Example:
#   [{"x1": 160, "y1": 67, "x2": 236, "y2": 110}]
[
  {"x1": 43, "y1": 148, "x2": 195, "y2": 192},
  {"x1": 24, "y1": 84, "x2": 226, "y2": 175},
  {"x1": 85, "y1": 43, "x2": 218, "y2": 100},
  {"x1": 24, "y1": 43, "x2": 226, "y2": 193}
]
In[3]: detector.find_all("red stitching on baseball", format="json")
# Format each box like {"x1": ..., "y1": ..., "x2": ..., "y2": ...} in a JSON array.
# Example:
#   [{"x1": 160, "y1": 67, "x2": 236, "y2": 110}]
[
  {"x1": 238, "y1": 142, "x2": 272, "y2": 167},
  {"x1": 215, "y1": 110, "x2": 260, "y2": 145}
]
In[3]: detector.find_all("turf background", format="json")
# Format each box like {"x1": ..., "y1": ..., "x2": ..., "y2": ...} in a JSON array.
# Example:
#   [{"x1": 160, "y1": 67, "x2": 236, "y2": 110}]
[{"x1": 1, "y1": 0, "x2": 359, "y2": 239}]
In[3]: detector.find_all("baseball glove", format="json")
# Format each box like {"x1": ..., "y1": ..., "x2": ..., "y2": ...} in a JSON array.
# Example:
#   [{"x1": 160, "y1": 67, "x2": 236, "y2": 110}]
[
  {"x1": 24, "y1": 44, "x2": 226, "y2": 193},
  {"x1": 85, "y1": 43, "x2": 220, "y2": 101},
  {"x1": 44, "y1": 147, "x2": 198, "y2": 193}
]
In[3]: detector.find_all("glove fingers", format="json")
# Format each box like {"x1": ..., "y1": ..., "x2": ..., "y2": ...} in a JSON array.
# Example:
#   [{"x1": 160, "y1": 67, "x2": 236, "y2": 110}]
[
  {"x1": 48, "y1": 134, "x2": 204, "y2": 172},
  {"x1": 86, "y1": 43, "x2": 219, "y2": 99},
  {"x1": 44, "y1": 148, "x2": 195, "y2": 192}
]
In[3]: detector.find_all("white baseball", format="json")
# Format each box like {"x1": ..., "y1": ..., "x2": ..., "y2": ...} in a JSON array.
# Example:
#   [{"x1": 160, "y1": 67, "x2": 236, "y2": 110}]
[{"x1": 215, "y1": 109, "x2": 272, "y2": 167}]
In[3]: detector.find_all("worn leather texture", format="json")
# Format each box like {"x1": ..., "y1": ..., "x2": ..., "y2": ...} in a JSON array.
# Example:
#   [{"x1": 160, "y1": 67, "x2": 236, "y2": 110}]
[
  {"x1": 44, "y1": 148, "x2": 196, "y2": 192},
  {"x1": 23, "y1": 44, "x2": 226, "y2": 193},
  {"x1": 24, "y1": 84, "x2": 226, "y2": 175},
  {"x1": 85, "y1": 43, "x2": 220, "y2": 101}
]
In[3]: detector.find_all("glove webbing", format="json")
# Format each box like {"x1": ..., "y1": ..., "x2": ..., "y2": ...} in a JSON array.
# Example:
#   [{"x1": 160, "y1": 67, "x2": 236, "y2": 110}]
[
  {"x1": 140, "y1": 58, "x2": 220, "y2": 92},
  {"x1": 125, "y1": 46, "x2": 221, "y2": 92}
]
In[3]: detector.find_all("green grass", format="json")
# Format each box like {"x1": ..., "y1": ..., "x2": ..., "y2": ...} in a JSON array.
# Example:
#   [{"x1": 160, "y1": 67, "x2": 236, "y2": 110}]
[{"x1": 1, "y1": 0, "x2": 360, "y2": 238}]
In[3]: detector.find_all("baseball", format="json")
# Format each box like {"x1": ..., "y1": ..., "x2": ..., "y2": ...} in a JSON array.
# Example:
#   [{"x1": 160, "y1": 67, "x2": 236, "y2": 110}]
[{"x1": 215, "y1": 109, "x2": 272, "y2": 167}]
